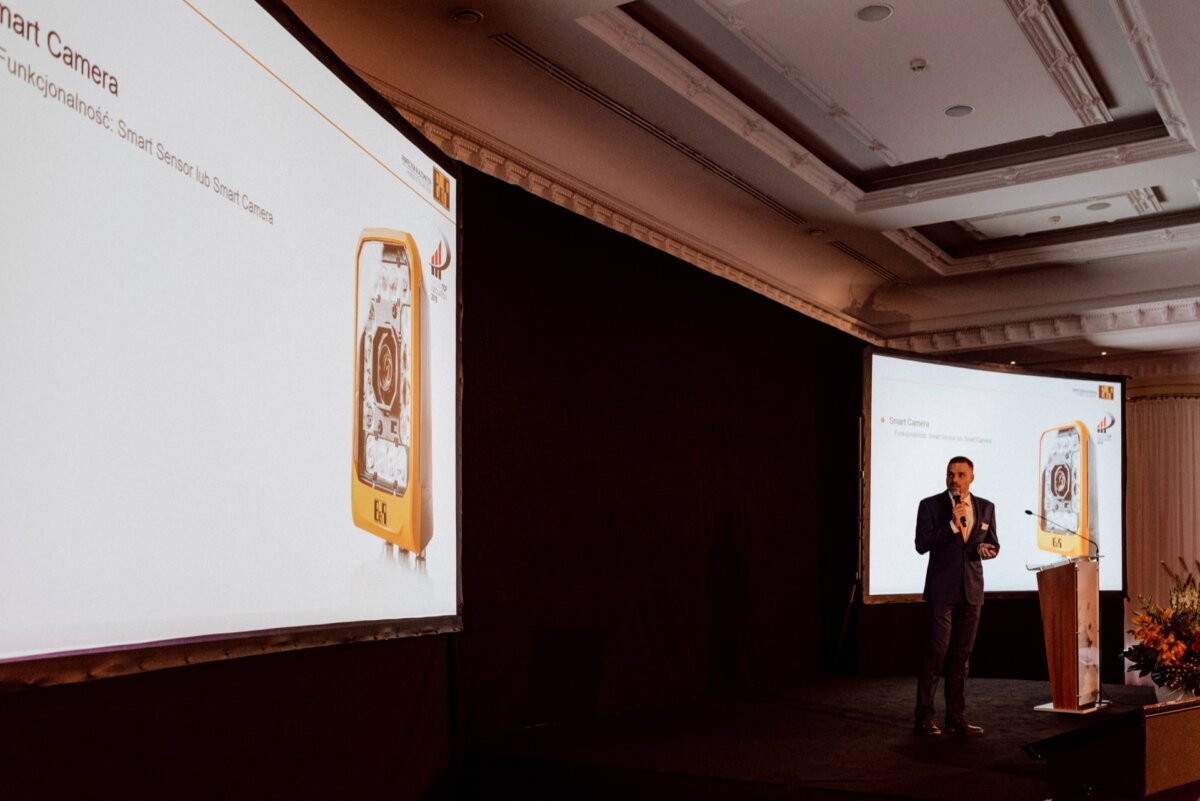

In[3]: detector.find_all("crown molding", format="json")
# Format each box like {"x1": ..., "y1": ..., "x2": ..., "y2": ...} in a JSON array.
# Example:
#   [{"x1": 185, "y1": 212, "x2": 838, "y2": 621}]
[
  {"x1": 1058, "y1": 355, "x2": 1200, "y2": 382},
  {"x1": 1129, "y1": 186, "x2": 1165, "y2": 215},
  {"x1": 882, "y1": 218, "x2": 1200, "y2": 276},
  {"x1": 885, "y1": 297, "x2": 1200, "y2": 354},
  {"x1": 1005, "y1": 0, "x2": 1112, "y2": 126},
  {"x1": 1112, "y1": 0, "x2": 1193, "y2": 145},
  {"x1": 1127, "y1": 369, "x2": 1200, "y2": 393},
  {"x1": 694, "y1": 0, "x2": 901, "y2": 166},
  {"x1": 854, "y1": 135, "x2": 1192, "y2": 212},
  {"x1": 355, "y1": 71, "x2": 884, "y2": 345}
]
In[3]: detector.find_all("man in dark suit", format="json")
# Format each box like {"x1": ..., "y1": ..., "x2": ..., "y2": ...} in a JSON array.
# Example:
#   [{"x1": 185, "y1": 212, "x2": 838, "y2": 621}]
[{"x1": 913, "y1": 456, "x2": 999, "y2": 736}]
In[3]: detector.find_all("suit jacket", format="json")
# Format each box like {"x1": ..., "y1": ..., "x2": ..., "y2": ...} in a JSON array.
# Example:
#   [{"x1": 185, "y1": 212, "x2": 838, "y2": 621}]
[{"x1": 914, "y1": 492, "x2": 999, "y2": 604}]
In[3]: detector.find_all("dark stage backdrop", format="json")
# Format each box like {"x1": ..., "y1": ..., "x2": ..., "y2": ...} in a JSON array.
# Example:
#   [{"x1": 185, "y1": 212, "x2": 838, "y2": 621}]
[
  {"x1": 0, "y1": 164, "x2": 872, "y2": 799},
  {"x1": 856, "y1": 593, "x2": 1128, "y2": 685},
  {"x1": 457, "y1": 168, "x2": 864, "y2": 739}
]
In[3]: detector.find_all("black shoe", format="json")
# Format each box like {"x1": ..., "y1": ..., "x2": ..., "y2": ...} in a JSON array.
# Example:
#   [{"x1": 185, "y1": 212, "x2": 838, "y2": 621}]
[
  {"x1": 913, "y1": 719, "x2": 942, "y2": 736},
  {"x1": 943, "y1": 718, "x2": 984, "y2": 736}
]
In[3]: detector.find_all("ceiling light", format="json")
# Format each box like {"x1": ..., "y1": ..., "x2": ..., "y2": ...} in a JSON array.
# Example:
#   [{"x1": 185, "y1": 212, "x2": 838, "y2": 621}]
[
  {"x1": 944, "y1": 105, "x2": 974, "y2": 117},
  {"x1": 856, "y1": 4, "x2": 894, "y2": 22},
  {"x1": 1100, "y1": 351, "x2": 1108, "y2": 356},
  {"x1": 910, "y1": 58, "x2": 927, "y2": 74},
  {"x1": 1087, "y1": 202, "x2": 1111, "y2": 211},
  {"x1": 450, "y1": 8, "x2": 483, "y2": 25},
  {"x1": 1010, "y1": 361, "x2": 1017, "y2": 365}
]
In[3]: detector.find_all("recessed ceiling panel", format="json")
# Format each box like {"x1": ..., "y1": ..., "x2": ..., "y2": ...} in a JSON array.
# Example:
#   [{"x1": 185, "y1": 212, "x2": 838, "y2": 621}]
[
  {"x1": 964, "y1": 189, "x2": 1159, "y2": 238},
  {"x1": 689, "y1": 0, "x2": 1088, "y2": 163}
]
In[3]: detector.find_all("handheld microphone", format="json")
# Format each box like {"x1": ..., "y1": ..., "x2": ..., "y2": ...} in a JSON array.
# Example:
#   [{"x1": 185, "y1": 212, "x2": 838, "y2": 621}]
[{"x1": 953, "y1": 494, "x2": 966, "y2": 529}]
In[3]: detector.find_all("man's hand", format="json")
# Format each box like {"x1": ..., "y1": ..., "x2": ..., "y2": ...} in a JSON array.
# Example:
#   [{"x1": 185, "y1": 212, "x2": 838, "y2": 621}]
[
  {"x1": 952, "y1": 498, "x2": 971, "y2": 527},
  {"x1": 977, "y1": 543, "x2": 998, "y2": 559}
]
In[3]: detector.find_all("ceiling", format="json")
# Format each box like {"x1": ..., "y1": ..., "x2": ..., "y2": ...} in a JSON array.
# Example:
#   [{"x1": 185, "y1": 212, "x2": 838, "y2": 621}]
[{"x1": 285, "y1": 0, "x2": 1200, "y2": 373}]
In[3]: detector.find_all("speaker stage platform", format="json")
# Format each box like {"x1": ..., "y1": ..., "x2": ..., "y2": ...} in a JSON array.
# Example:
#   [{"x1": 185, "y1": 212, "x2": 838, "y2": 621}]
[{"x1": 431, "y1": 676, "x2": 1190, "y2": 800}]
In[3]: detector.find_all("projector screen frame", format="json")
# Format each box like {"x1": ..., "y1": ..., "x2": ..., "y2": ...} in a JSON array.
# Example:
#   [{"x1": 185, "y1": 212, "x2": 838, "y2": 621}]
[
  {"x1": 860, "y1": 347, "x2": 1127, "y2": 605},
  {"x1": 0, "y1": 0, "x2": 463, "y2": 692}
]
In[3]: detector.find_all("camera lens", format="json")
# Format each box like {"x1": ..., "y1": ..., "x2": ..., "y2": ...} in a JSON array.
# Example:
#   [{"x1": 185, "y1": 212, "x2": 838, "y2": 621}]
[
  {"x1": 372, "y1": 325, "x2": 400, "y2": 412},
  {"x1": 379, "y1": 344, "x2": 394, "y2": 393},
  {"x1": 1050, "y1": 463, "x2": 1071, "y2": 499}
]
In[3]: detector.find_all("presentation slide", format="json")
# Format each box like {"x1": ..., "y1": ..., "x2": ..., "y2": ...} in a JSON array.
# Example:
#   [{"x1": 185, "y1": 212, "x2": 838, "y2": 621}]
[
  {"x1": 865, "y1": 353, "x2": 1123, "y2": 600},
  {"x1": 0, "y1": 1, "x2": 459, "y2": 661}
]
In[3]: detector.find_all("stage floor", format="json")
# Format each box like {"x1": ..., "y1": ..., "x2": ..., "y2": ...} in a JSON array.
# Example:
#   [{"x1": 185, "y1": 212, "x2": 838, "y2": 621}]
[{"x1": 433, "y1": 676, "x2": 1168, "y2": 800}]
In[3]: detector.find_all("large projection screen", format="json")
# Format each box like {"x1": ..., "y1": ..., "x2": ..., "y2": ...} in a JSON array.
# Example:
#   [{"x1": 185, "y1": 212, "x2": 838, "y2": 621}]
[
  {"x1": 0, "y1": 0, "x2": 460, "y2": 679},
  {"x1": 864, "y1": 352, "x2": 1125, "y2": 602}
]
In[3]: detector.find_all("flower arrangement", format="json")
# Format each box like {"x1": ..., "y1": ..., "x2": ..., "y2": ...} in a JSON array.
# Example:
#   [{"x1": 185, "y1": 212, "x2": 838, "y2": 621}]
[{"x1": 1123, "y1": 560, "x2": 1200, "y2": 694}]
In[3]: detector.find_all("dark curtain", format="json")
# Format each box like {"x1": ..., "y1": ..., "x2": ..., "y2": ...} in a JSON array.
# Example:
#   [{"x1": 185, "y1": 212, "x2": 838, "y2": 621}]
[{"x1": 457, "y1": 168, "x2": 864, "y2": 738}]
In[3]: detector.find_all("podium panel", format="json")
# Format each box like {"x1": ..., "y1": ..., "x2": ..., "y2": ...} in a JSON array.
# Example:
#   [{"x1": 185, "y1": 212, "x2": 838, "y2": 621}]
[{"x1": 1036, "y1": 559, "x2": 1099, "y2": 712}]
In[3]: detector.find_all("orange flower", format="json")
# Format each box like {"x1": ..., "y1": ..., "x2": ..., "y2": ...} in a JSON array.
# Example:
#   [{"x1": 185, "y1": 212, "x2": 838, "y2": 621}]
[
  {"x1": 1137, "y1": 622, "x2": 1163, "y2": 649},
  {"x1": 1158, "y1": 633, "x2": 1188, "y2": 666}
]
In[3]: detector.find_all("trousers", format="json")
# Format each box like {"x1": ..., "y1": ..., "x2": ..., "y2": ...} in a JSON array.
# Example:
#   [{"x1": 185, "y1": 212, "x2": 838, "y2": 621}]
[{"x1": 915, "y1": 601, "x2": 981, "y2": 723}]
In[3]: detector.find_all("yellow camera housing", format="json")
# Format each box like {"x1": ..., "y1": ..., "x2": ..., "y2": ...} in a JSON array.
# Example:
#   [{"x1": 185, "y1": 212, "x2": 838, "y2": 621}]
[
  {"x1": 351, "y1": 228, "x2": 428, "y2": 554},
  {"x1": 1036, "y1": 421, "x2": 1094, "y2": 558}
]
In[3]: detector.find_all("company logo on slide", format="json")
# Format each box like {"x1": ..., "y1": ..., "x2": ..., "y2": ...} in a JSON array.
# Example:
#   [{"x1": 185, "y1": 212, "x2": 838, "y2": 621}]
[
  {"x1": 429, "y1": 233, "x2": 451, "y2": 279},
  {"x1": 1098, "y1": 385, "x2": 1115, "y2": 400},
  {"x1": 433, "y1": 168, "x2": 451, "y2": 210},
  {"x1": 1097, "y1": 413, "x2": 1116, "y2": 433}
]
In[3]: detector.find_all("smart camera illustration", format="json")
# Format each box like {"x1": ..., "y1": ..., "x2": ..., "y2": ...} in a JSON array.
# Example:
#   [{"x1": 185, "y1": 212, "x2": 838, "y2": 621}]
[
  {"x1": 1036, "y1": 421, "x2": 1096, "y2": 558},
  {"x1": 351, "y1": 228, "x2": 433, "y2": 556}
]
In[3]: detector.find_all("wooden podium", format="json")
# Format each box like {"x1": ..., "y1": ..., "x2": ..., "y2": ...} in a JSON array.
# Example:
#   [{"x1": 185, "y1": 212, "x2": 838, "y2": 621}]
[{"x1": 1034, "y1": 558, "x2": 1100, "y2": 713}]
